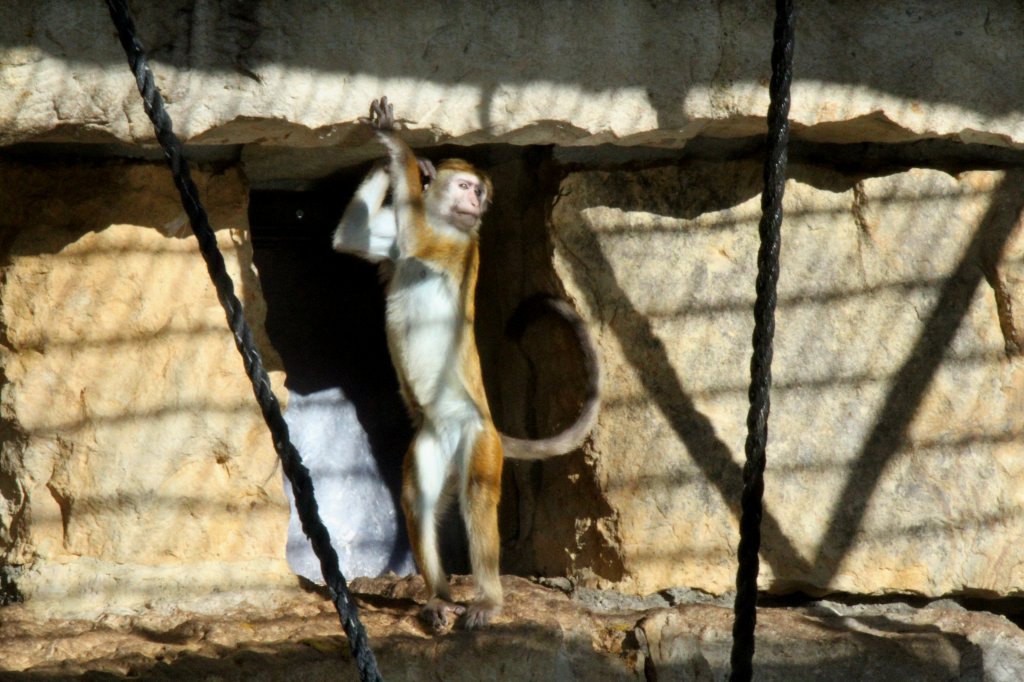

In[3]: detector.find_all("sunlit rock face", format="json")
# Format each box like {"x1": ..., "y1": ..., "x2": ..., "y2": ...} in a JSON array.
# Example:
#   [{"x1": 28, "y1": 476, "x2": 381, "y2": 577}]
[
  {"x1": 0, "y1": 162, "x2": 296, "y2": 615},
  {"x1": 546, "y1": 163, "x2": 1024, "y2": 598},
  {"x1": 2, "y1": 0, "x2": 1024, "y2": 620},
  {"x1": 2, "y1": 2, "x2": 1023, "y2": 187}
]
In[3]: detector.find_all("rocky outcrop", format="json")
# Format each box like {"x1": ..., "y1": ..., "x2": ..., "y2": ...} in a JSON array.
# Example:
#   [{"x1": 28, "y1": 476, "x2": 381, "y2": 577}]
[{"x1": 2, "y1": 0, "x2": 1024, "y2": 659}]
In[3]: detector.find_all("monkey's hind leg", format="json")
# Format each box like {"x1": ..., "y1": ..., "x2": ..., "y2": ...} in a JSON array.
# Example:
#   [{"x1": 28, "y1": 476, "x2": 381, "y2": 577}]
[
  {"x1": 402, "y1": 426, "x2": 464, "y2": 633},
  {"x1": 460, "y1": 424, "x2": 504, "y2": 628}
]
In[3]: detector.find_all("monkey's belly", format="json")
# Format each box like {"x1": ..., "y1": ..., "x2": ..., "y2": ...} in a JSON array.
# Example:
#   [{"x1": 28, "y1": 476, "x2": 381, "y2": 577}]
[{"x1": 387, "y1": 260, "x2": 471, "y2": 416}]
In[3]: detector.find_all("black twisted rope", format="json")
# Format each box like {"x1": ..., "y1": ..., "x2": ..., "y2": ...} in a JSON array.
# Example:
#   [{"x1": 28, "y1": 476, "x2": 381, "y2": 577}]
[
  {"x1": 729, "y1": 1, "x2": 795, "y2": 680},
  {"x1": 103, "y1": 2, "x2": 382, "y2": 680}
]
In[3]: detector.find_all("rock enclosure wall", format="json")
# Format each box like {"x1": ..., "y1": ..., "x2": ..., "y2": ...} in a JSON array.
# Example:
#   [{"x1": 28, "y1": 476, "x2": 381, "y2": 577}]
[
  {"x1": 1, "y1": 0, "x2": 1024, "y2": 616},
  {"x1": 0, "y1": 162, "x2": 294, "y2": 614},
  {"x1": 544, "y1": 162, "x2": 1024, "y2": 597}
]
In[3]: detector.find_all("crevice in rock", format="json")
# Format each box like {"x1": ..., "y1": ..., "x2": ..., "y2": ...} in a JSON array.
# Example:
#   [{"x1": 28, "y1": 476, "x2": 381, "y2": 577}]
[
  {"x1": 756, "y1": 589, "x2": 1024, "y2": 633},
  {"x1": 0, "y1": 564, "x2": 23, "y2": 606},
  {"x1": 994, "y1": 278, "x2": 1023, "y2": 357},
  {"x1": 44, "y1": 483, "x2": 71, "y2": 548},
  {"x1": 983, "y1": 267, "x2": 1024, "y2": 357}
]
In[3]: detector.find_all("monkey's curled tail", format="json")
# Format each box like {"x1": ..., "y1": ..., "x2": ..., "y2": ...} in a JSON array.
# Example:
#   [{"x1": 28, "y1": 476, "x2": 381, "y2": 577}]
[{"x1": 499, "y1": 295, "x2": 601, "y2": 460}]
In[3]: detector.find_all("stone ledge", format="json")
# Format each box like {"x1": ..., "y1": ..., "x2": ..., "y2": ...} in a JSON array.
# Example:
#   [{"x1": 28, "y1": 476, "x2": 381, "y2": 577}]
[
  {"x1": 2, "y1": 576, "x2": 1023, "y2": 681},
  {"x1": 2, "y1": 1, "x2": 1021, "y2": 155}
]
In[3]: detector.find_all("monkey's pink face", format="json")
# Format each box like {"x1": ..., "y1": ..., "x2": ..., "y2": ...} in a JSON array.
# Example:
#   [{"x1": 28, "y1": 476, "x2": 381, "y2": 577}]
[{"x1": 444, "y1": 172, "x2": 488, "y2": 231}]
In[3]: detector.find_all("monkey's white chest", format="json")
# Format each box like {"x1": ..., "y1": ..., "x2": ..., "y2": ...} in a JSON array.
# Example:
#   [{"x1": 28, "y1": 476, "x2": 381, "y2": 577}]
[{"x1": 387, "y1": 259, "x2": 473, "y2": 420}]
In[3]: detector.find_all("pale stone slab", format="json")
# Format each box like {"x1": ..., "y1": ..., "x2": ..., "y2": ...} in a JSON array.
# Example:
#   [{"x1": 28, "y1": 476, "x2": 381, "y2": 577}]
[{"x1": 0, "y1": 1, "x2": 1021, "y2": 163}]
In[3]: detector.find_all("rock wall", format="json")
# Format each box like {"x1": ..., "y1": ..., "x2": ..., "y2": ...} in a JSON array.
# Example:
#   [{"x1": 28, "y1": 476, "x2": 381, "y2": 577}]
[
  {"x1": 545, "y1": 163, "x2": 1024, "y2": 597},
  {"x1": 1, "y1": 2, "x2": 1022, "y2": 186},
  {"x1": 0, "y1": 161, "x2": 295, "y2": 615},
  {"x1": 2, "y1": 0, "x2": 1024, "y2": 616}
]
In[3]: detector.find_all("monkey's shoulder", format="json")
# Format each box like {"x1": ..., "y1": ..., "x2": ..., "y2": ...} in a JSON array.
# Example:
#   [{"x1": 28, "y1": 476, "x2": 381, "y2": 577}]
[{"x1": 406, "y1": 222, "x2": 475, "y2": 277}]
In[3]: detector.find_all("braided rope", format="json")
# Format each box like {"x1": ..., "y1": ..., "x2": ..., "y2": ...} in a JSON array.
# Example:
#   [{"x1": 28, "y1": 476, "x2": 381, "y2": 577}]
[
  {"x1": 729, "y1": 1, "x2": 795, "y2": 680},
  {"x1": 103, "y1": 2, "x2": 381, "y2": 679}
]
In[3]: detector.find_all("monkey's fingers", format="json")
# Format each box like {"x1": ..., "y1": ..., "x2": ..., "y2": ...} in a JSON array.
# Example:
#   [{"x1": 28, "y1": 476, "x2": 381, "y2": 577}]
[
  {"x1": 364, "y1": 97, "x2": 386, "y2": 131},
  {"x1": 417, "y1": 158, "x2": 436, "y2": 182},
  {"x1": 358, "y1": 104, "x2": 379, "y2": 129},
  {"x1": 421, "y1": 600, "x2": 465, "y2": 634},
  {"x1": 379, "y1": 97, "x2": 397, "y2": 130}
]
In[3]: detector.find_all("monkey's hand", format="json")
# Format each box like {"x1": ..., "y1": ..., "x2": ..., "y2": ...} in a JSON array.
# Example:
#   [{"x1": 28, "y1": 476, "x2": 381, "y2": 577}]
[
  {"x1": 417, "y1": 157, "x2": 436, "y2": 184},
  {"x1": 361, "y1": 96, "x2": 397, "y2": 132}
]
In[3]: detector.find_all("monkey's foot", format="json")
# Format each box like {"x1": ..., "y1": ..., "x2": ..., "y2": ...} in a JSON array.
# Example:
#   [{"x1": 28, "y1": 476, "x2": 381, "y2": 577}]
[
  {"x1": 461, "y1": 599, "x2": 500, "y2": 629},
  {"x1": 420, "y1": 598, "x2": 465, "y2": 634}
]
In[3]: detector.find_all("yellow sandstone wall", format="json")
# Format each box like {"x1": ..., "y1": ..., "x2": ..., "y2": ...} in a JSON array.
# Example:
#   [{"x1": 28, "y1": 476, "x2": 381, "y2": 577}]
[{"x1": 0, "y1": 162, "x2": 295, "y2": 614}]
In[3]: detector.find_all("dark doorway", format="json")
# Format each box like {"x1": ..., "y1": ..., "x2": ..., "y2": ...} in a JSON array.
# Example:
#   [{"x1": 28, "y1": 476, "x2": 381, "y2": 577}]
[{"x1": 251, "y1": 189, "x2": 416, "y2": 579}]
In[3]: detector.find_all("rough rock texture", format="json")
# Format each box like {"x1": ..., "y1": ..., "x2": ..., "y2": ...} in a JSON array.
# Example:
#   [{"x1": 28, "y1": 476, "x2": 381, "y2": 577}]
[
  {"x1": 2, "y1": 2, "x2": 1023, "y2": 185},
  {"x1": 2, "y1": 576, "x2": 1023, "y2": 681},
  {"x1": 545, "y1": 162, "x2": 1024, "y2": 598},
  {"x1": 0, "y1": 160, "x2": 295, "y2": 615},
  {"x1": 3, "y1": 4, "x2": 1024, "y2": 673}
]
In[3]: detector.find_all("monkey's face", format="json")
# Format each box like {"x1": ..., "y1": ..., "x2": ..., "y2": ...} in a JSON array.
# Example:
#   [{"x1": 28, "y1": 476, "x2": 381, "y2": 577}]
[{"x1": 439, "y1": 171, "x2": 488, "y2": 232}]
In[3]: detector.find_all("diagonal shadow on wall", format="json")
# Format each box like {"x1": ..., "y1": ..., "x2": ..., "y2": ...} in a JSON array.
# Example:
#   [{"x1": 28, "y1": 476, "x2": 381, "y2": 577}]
[
  {"x1": 553, "y1": 198, "x2": 814, "y2": 579},
  {"x1": 810, "y1": 171, "x2": 1024, "y2": 580},
  {"x1": 553, "y1": 167, "x2": 1024, "y2": 590}
]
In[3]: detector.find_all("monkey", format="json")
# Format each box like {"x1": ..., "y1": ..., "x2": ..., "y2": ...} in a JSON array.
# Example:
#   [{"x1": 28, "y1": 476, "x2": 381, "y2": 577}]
[{"x1": 332, "y1": 97, "x2": 600, "y2": 631}]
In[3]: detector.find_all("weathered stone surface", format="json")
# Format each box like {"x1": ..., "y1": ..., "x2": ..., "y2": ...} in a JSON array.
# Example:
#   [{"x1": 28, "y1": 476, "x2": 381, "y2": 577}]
[
  {"x1": 0, "y1": 160, "x2": 295, "y2": 615},
  {"x1": 2, "y1": 576, "x2": 1022, "y2": 680},
  {"x1": 2, "y1": 3, "x2": 1023, "y2": 672},
  {"x1": 636, "y1": 600, "x2": 1024, "y2": 681},
  {"x1": 2, "y1": 1, "x2": 1023, "y2": 183},
  {"x1": 546, "y1": 163, "x2": 1024, "y2": 598}
]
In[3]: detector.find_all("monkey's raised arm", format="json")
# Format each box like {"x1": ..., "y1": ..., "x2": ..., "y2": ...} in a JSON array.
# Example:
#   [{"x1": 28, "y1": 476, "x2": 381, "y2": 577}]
[
  {"x1": 363, "y1": 97, "x2": 433, "y2": 257},
  {"x1": 333, "y1": 97, "x2": 434, "y2": 263}
]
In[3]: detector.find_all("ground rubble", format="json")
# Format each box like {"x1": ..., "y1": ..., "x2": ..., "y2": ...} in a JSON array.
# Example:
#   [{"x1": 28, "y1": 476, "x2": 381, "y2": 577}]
[{"x1": 2, "y1": 575, "x2": 1023, "y2": 681}]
